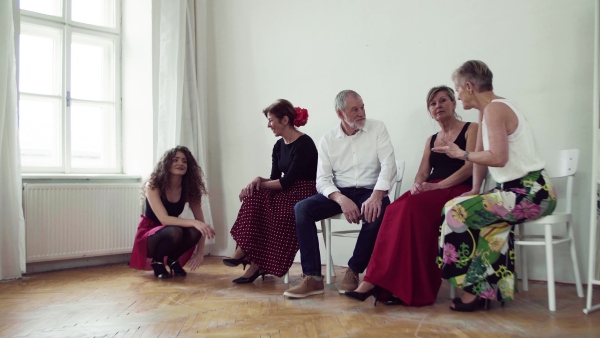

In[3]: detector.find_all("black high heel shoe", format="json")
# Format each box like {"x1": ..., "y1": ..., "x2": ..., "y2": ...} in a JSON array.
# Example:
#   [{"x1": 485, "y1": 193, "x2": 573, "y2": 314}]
[
  {"x1": 167, "y1": 258, "x2": 187, "y2": 277},
  {"x1": 151, "y1": 261, "x2": 172, "y2": 279},
  {"x1": 344, "y1": 286, "x2": 383, "y2": 306},
  {"x1": 222, "y1": 255, "x2": 250, "y2": 270},
  {"x1": 232, "y1": 269, "x2": 266, "y2": 284},
  {"x1": 450, "y1": 296, "x2": 489, "y2": 312},
  {"x1": 383, "y1": 296, "x2": 404, "y2": 306}
]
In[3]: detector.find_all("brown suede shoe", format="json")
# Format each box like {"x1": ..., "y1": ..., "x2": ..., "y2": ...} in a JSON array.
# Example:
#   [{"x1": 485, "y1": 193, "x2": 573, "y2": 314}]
[
  {"x1": 283, "y1": 276, "x2": 324, "y2": 298},
  {"x1": 339, "y1": 268, "x2": 359, "y2": 294}
]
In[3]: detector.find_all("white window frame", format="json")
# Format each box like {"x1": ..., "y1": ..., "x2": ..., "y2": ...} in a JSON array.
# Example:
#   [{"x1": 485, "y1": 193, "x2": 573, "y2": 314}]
[{"x1": 19, "y1": 0, "x2": 122, "y2": 174}]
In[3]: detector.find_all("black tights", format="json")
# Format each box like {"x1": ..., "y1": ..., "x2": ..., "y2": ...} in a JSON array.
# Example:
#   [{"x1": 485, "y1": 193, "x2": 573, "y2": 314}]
[{"x1": 147, "y1": 226, "x2": 201, "y2": 262}]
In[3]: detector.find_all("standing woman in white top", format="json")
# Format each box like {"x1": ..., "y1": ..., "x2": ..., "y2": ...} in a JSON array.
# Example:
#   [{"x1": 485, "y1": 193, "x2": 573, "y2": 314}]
[{"x1": 432, "y1": 60, "x2": 557, "y2": 312}]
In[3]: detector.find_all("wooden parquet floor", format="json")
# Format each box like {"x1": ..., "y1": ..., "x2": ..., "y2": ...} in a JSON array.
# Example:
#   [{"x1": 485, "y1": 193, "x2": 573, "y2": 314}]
[{"x1": 0, "y1": 256, "x2": 599, "y2": 338}]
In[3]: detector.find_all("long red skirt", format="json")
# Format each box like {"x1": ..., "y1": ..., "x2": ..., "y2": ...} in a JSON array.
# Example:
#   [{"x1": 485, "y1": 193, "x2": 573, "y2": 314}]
[
  {"x1": 230, "y1": 180, "x2": 316, "y2": 277},
  {"x1": 129, "y1": 215, "x2": 195, "y2": 271},
  {"x1": 363, "y1": 181, "x2": 471, "y2": 306}
]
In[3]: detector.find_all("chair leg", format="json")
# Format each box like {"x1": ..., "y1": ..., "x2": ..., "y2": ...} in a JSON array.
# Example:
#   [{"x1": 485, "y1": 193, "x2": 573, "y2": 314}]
[
  {"x1": 329, "y1": 250, "x2": 336, "y2": 278},
  {"x1": 518, "y1": 224, "x2": 529, "y2": 292},
  {"x1": 545, "y1": 223, "x2": 556, "y2": 311},
  {"x1": 321, "y1": 219, "x2": 332, "y2": 285},
  {"x1": 284, "y1": 271, "x2": 289, "y2": 284},
  {"x1": 567, "y1": 223, "x2": 584, "y2": 297}
]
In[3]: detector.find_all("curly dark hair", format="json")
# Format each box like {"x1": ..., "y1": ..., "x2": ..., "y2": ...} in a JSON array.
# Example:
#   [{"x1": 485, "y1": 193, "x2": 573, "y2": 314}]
[{"x1": 143, "y1": 146, "x2": 207, "y2": 205}]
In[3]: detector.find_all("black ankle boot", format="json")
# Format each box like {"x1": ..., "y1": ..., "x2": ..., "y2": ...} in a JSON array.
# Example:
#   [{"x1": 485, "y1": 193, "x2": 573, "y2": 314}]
[
  {"x1": 151, "y1": 261, "x2": 172, "y2": 279},
  {"x1": 167, "y1": 258, "x2": 187, "y2": 277}
]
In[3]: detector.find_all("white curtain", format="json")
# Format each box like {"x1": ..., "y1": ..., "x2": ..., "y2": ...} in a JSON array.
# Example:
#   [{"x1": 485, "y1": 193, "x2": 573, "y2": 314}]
[
  {"x1": 0, "y1": 0, "x2": 25, "y2": 280},
  {"x1": 156, "y1": 0, "x2": 214, "y2": 242}
]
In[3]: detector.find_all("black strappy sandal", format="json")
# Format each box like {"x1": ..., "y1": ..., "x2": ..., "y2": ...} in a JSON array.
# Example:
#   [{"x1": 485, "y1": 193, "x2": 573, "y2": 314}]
[
  {"x1": 150, "y1": 261, "x2": 172, "y2": 279},
  {"x1": 167, "y1": 258, "x2": 187, "y2": 277}
]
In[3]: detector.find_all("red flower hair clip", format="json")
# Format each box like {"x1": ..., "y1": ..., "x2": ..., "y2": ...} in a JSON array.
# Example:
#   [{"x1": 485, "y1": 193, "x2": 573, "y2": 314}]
[{"x1": 293, "y1": 107, "x2": 309, "y2": 127}]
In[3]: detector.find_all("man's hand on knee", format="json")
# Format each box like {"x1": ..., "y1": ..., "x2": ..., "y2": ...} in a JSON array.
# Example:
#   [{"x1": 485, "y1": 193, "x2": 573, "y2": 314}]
[
  {"x1": 361, "y1": 190, "x2": 386, "y2": 223},
  {"x1": 329, "y1": 192, "x2": 361, "y2": 224}
]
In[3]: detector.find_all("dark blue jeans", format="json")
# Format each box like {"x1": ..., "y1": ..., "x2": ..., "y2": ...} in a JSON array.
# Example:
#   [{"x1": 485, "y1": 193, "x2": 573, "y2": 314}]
[{"x1": 293, "y1": 187, "x2": 390, "y2": 276}]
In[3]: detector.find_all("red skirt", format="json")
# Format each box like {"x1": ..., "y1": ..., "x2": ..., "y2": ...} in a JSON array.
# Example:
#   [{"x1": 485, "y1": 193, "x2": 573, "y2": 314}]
[
  {"x1": 230, "y1": 180, "x2": 317, "y2": 277},
  {"x1": 363, "y1": 181, "x2": 471, "y2": 306},
  {"x1": 129, "y1": 215, "x2": 195, "y2": 271}
]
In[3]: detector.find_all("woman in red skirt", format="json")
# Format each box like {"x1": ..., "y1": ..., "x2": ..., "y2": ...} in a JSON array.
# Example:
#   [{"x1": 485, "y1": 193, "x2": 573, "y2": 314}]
[
  {"x1": 345, "y1": 86, "x2": 477, "y2": 306},
  {"x1": 224, "y1": 99, "x2": 318, "y2": 283},
  {"x1": 129, "y1": 146, "x2": 215, "y2": 278}
]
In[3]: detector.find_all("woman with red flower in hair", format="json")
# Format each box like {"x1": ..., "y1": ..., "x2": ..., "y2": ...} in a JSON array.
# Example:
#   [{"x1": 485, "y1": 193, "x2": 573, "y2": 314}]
[{"x1": 224, "y1": 99, "x2": 318, "y2": 283}]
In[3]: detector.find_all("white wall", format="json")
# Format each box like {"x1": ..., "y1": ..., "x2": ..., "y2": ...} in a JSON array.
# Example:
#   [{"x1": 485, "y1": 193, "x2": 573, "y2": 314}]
[{"x1": 204, "y1": 0, "x2": 595, "y2": 283}]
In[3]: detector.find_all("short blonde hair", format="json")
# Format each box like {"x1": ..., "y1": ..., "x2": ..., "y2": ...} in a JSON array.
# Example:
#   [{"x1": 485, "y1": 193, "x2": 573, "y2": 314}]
[{"x1": 452, "y1": 60, "x2": 493, "y2": 92}]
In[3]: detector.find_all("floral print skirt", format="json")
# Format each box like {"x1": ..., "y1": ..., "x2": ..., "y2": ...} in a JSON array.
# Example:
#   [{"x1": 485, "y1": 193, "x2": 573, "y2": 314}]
[{"x1": 437, "y1": 170, "x2": 556, "y2": 302}]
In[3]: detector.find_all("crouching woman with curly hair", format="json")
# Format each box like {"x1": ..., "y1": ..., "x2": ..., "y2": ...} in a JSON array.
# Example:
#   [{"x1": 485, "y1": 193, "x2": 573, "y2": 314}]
[{"x1": 129, "y1": 146, "x2": 215, "y2": 279}]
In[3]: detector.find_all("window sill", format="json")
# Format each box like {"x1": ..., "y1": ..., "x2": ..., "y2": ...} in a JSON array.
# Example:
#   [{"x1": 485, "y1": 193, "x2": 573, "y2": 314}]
[{"x1": 22, "y1": 174, "x2": 142, "y2": 184}]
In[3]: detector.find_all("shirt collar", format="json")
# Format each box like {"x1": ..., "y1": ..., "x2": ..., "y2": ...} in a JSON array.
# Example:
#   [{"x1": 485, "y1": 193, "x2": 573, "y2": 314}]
[{"x1": 335, "y1": 120, "x2": 369, "y2": 138}]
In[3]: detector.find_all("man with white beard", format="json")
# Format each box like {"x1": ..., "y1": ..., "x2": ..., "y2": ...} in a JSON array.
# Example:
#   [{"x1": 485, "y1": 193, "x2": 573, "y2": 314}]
[{"x1": 284, "y1": 89, "x2": 397, "y2": 298}]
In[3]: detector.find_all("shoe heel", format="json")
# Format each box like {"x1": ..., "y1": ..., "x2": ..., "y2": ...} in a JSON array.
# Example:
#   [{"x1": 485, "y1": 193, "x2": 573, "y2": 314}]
[{"x1": 373, "y1": 286, "x2": 381, "y2": 306}]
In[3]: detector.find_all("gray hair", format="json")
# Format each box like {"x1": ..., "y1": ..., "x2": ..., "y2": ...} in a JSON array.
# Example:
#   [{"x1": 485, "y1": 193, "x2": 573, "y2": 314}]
[
  {"x1": 451, "y1": 60, "x2": 494, "y2": 92},
  {"x1": 334, "y1": 90, "x2": 361, "y2": 113}
]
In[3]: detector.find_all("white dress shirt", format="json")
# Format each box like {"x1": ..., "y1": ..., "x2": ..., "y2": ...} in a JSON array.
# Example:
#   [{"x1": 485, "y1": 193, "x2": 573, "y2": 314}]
[{"x1": 316, "y1": 119, "x2": 397, "y2": 198}]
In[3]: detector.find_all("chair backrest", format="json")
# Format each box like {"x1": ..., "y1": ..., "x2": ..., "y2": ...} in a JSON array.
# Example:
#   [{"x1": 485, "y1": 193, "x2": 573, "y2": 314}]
[
  {"x1": 540, "y1": 149, "x2": 579, "y2": 214},
  {"x1": 390, "y1": 160, "x2": 405, "y2": 201},
  {"x1": 541, "y1": 149, "x2": 579, "y2": 179}
]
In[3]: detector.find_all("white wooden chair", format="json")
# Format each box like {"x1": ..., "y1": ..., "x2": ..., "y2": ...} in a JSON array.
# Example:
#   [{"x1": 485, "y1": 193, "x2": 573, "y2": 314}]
[
  {"x1": 514, "y1": 148, "x2": 584, "y2": 311},
  {"x1": 320, "y1": 160, "x2": 405, "y2": 285}
]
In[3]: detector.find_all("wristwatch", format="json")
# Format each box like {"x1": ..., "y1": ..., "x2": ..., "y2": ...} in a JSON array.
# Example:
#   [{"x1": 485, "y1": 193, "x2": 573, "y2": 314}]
[{"x1": 464, "y1": 151, "x2": 470, "y2": 161}]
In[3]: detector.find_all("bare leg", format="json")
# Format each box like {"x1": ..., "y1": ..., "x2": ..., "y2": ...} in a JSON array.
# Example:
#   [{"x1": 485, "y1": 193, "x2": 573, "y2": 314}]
[
  {"x1": 230, "y1": 246, "x2": 246, "y2": 259},
  {"x1": 354, "y1": 281, "x2": 375, "y2": 293}
]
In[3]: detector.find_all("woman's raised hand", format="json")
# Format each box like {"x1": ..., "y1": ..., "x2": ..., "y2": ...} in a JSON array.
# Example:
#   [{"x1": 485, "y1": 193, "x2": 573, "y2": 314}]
[
  {"x1": 431, "y1": 141, "x2": 464, "y2": 159},
  {"x1": 194, "y1": 220, "x2": 215, "y2": 239},
  {"x1": 239, "y1": 177, "x2": 262, "y2": 201}
]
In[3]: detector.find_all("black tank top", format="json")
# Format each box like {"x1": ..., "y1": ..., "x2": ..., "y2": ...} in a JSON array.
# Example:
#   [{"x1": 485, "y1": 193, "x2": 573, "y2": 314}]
[
  {"x1": 427, "y1": 122, "x2": 472, "y2": 187},
  {"x1": 145, "y1": 192, "x2": 186, "y2": 225}
]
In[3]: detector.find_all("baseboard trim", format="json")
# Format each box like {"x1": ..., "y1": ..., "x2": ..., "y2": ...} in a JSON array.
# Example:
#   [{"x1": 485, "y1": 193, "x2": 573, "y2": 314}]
[{"x1": 26, "y1": 254, "x2": 131, "y2": 274}]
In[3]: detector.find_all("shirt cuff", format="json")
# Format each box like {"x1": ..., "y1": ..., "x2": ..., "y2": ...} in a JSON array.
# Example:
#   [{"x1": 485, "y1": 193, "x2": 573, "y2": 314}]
[
  {"x1": 374, "y1": 181, "x2": 392, "y2": 193},
  {"x1": 321, "y1": 186, "x2": 340, "y2": 198}
]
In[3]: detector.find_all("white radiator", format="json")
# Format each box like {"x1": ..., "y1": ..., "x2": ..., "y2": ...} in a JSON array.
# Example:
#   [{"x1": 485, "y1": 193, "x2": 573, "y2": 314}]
[{"x1": 23, "y1": 183, "x2": 142, "y2": 263}]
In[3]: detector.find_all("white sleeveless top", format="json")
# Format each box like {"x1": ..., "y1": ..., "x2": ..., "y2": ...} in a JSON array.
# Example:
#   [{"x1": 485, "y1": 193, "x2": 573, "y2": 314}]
[{"x1": 482, "y1": 99, "x2": 545, "y2": 183}]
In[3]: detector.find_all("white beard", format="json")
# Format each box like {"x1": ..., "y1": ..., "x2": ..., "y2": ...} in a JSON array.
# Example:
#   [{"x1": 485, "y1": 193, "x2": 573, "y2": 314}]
[{"x1": 344, "y1": 116, "x2": 365, "y2": 130}]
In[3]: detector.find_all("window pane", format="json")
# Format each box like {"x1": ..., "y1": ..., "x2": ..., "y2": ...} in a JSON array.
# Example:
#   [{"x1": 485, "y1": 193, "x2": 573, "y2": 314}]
[
  {"x1": 71, "y1": 0, "x2": 116, "y2": 28},
  {"x1": 19, "y1": 95, "x2": 62, "y2": 168},
  {"x1": 70, "y1": 102, "x2": 116, "y2": 169},
  {"x1": 20, "y1": 0, "x2": 62, "y2": 17},
  {"x1": 19, "y1": 23, "x2": 62, "y2": 96},
  {"x1": 71, "y1": 34, "x2": 115, "y2": 101}
]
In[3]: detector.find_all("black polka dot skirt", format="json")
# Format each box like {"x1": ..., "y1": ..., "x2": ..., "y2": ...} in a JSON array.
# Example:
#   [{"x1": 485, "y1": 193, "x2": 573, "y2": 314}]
[{"x1": 230, "y1": 180, "x2": 317, "y2": 277}]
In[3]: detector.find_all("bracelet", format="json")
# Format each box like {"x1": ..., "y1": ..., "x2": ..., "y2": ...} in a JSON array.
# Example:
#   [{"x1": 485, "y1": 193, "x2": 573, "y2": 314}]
[{"x1": 464, "y1": 151, "x2": 470, "y2": 161}]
